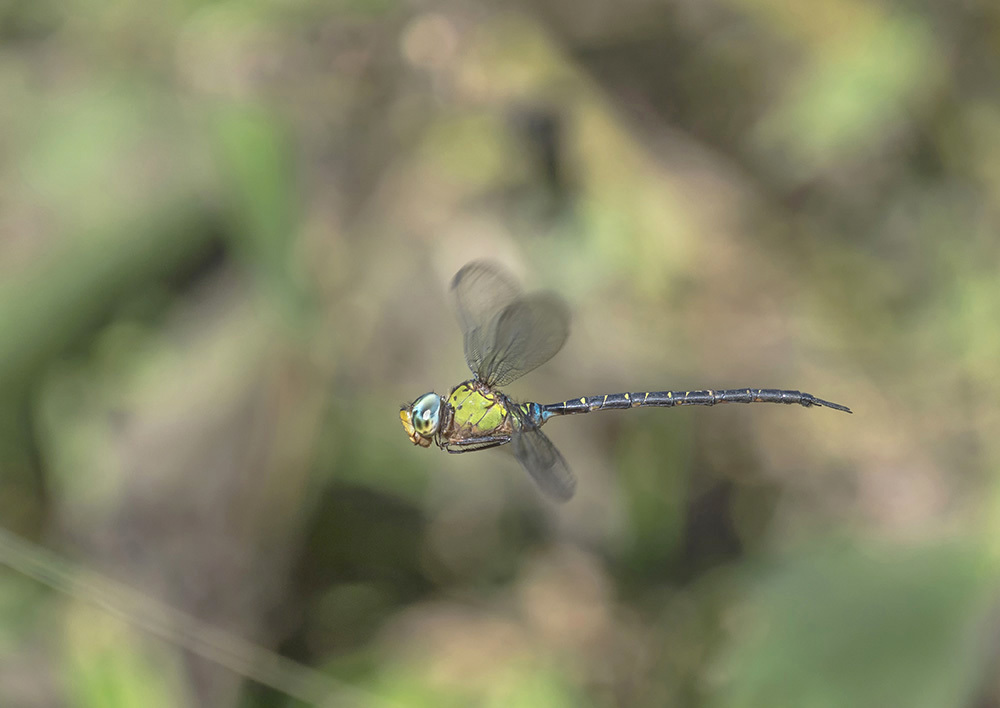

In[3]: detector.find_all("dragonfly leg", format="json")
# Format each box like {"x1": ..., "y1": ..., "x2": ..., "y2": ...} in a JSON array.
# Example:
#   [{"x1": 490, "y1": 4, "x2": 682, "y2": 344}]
[{"x1": 444, "y1": 435, "x2": 512, "y2": 454}]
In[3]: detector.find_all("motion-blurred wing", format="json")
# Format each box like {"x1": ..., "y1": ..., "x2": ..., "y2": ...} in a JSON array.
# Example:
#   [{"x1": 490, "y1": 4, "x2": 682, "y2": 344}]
[
  {"x1": 451, "y1": 261, "x2": 570, "y2": 386},
  {"x1": 451, "y1": 261, "x2": 522, "y2": 379},
  {"x1": 478, "y1": 294, "x2": 569, "y2": 386},
  {"x1": 510, "y1": 409, "x2": 576, "y2": 502}
]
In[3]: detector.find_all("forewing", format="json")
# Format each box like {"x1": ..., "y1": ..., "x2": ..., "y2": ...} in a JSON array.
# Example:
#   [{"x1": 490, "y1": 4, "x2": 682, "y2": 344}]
[
  {"x1": 510, "y1": 410, "x2": 576, "y2": 502},
  {"x1": 478, "y1": 293, "x2": 569, "y2": 386},
  {"x1": 450, "y1": 261, "x2": 523, "y2": 377}
]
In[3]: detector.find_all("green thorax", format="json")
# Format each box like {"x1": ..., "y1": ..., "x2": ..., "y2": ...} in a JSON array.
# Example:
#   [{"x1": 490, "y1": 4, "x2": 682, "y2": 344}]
[{"x1": 446, "y1": 380, "x2": 516, "y2": 437}]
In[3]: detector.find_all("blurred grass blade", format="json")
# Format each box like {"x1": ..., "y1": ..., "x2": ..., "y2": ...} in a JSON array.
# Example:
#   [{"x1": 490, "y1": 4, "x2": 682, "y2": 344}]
[{"x1": 0, "y1": 526, "x2": 396, "y2": 708}]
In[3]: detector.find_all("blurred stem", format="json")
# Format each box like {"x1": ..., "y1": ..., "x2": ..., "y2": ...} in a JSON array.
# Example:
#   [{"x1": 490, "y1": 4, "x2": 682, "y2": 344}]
[
  {"x1": 0, "y1": 392, "x2": 47, "y2": 537},
  {"x1": 208, "y1": 104, "x2": 312, "y2": 327},
  {"x1": 0, "y1": 201, "x2": 220, "y2": 391}
]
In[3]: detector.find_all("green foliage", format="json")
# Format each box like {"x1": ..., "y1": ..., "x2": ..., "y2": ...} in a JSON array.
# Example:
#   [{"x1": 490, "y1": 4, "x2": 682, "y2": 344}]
[
  {"x1": 711, "y1": 541, "x2": 995, "y2": 708},
  {"x1": 0, "y1": 0, "x2": 998, "y2": 706}
]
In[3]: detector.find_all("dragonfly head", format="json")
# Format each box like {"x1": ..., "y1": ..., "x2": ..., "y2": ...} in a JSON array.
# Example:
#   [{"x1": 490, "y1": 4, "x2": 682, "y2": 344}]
[{"x1": 400, "y1": 392, "x2": 441, "y2": 447}]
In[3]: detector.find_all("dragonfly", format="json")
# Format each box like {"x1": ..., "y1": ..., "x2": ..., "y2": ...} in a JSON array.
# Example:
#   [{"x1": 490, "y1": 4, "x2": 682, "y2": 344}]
[{"x1": 400, "y1": 261, "x2": 851, "y2": 502}]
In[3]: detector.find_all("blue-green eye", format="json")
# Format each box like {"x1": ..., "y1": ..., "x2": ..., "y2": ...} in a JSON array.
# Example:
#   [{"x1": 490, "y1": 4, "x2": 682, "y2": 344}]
[{"x1": 411, "y1": 393, "x2": 441, "y2": 436}]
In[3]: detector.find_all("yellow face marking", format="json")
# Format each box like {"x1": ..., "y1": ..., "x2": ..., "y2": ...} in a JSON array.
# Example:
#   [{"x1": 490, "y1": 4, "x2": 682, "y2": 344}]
[
  {"x1": 400, "y1": 408, "x2": 415, "y2": 438},
  {"x1": 400, "y1": 408, "x2": 431, "y2": 447}
]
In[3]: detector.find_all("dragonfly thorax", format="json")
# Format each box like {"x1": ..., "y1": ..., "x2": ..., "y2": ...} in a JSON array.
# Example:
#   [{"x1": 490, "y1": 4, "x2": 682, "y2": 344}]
[{"x1": 400, "y1": 392, "x2": 442, "y2": 447}]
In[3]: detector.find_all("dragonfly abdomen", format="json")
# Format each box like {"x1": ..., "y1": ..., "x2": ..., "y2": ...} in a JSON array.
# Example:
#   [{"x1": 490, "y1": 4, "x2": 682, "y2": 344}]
[{"x1": 540, "y1": 388, "x2": 851, "y2": 416}]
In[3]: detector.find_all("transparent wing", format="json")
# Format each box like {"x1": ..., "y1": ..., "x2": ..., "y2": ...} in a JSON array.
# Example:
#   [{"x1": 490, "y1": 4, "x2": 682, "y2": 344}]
[
  {"x1": 479, "y1": 294, "x2": 569, "y2": 386},
  {"x1": 510, "y1": 408, "x2": 576, "y2": 502},
  {"x1": 451, "y1": 261, "x2": 522, "y2": 340},
  {"x1": 450, "y1": 262, "x2": 570, "y2": 386},
  {"x1": 451, "y1": 261, "x2": 520, "y2": 379}
]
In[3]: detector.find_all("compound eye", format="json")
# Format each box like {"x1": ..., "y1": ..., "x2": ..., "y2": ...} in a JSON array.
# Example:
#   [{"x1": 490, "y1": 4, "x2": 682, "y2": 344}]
[{"x1": 411, "y1": 393, "x2": 441, "y2": 436}]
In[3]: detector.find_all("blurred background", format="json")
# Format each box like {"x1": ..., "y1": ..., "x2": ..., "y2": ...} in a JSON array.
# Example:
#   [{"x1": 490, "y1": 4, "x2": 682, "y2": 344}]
[{"x1": 1, "y1": 0, "x2": 999, "y2": 706}]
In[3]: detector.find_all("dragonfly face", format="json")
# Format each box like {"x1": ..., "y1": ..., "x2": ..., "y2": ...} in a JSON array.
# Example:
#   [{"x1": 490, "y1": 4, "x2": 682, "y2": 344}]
[{"x1": 400, "y1": 392, "x2": 441, "y2": 447}]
